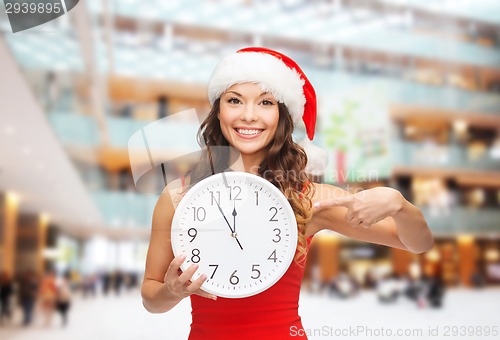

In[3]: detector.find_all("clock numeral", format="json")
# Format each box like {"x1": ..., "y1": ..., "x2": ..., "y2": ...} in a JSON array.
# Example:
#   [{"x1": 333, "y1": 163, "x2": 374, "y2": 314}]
[
  {"x1": 251, "y1": 264, "x2": 261, "y2": 279},
  {"x1": 254, "y1": 191, "x2": 259, "y2": 205},
  {"x1": 209, "y1": 191, "x2": 220, "y2": 206},
  {"x1": 272, "y1": 228, "x2": 281, "y2": 243},
  {"x1": 209, "y1": 264, "x2": 219, "y2": 279},
  {"x1": 191, "y1": 248, "x2": 201, "y2": 263},
  {"x1": 187, "y1": 228, "x2": 197, "y2": 242},
  {"x1": 268, "y1": 249, "x2": 277, "y2": 263},
  {"x1": 269, "y1": 207, "x2": 278, "y2": 222},
  {"x1": 229, "y1": 270, "x2": 239, "y2": 285},
  {"x1": 192, "y1": 207, "x2": 206, "y2": 221},
  {"x1": 229, "y1": 185, "x2": 242, "y2": 200}
]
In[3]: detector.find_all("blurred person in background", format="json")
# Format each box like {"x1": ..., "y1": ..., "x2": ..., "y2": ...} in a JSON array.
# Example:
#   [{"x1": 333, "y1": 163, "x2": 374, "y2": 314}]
[
  {"x1": 307, "y1": 262, "x2": 325, "y2": 294},
  {"x1": 82, "y1": 273, "x2": 98, "y2": 298},
  {"x1": 55, "y1": 272, "x2": 72, "y2": 327},
  {"x1": 102, "y1": 272, "x2": 111, "y2": 296},
  {"x1": 18, "y1": 269, "x2": 39, "y2": 326},
  {"x1": 329, "y1": 267, "x2": 360, "y2": 299},
  {"x1": 376, "y1": 273, "x2": 403, "y2": 303},
  {"x1": 329, "y1": 263, "x2": 360, "y2": 299},
  {"x1": 425, "y1": 265, "x2": 445, "y2": 308},
  {"x1": 113, "y1": 270, "x2": 124, "y2": 296},
  {"x1": 142, "y1": 47, "x2": 433, "y2": 339},
  {"x1": 44, "y1": 71, "x2": 61, "y2": 112},
  {"x1": 0, "y1": 271, "x2": 14, "y2": 325},
  {"x1": 39, "y1": 269, "x2": 57, "y2": 327},
  {"x1": 69, "y1": 270, "x2": 81, "y2": 292}
]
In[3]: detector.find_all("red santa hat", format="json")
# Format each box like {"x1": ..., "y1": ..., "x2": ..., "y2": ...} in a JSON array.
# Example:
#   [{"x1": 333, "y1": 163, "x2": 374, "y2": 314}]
[{"x1": 208, "y1": 46, "x2": 327, "y2": 175}]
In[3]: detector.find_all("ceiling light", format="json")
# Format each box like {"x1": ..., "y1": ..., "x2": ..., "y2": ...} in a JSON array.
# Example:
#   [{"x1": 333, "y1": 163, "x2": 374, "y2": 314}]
[
  {"x1": 6, "y1": 191, "x2": 20, "y2": 205},
  {"x1": 40, "y1": 213, "x2": 50, "y2": 224}
]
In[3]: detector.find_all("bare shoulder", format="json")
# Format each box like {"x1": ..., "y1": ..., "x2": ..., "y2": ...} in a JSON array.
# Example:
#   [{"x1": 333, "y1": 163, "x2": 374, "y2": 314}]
[{"x1": 154, "y1": 175, "x2": 192, "y2": 228}]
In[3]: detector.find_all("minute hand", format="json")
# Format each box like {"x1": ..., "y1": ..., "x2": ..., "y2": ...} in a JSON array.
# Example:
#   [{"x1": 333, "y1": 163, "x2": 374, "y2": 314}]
[
  {"x1": 214, "y1": 200, "x2": 243, "y2": 250},
  {"x1": 215, "y1": 201, "x2": 234, "y2": 233}
]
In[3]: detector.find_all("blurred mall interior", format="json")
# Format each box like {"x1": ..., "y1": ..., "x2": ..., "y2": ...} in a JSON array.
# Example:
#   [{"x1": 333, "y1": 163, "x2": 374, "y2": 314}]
[{"x1": 1, "y1": 0, "x2": 500, "y2": 339}]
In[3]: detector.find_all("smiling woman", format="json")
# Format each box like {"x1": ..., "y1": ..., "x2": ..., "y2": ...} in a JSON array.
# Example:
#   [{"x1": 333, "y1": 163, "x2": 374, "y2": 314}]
[
  {"x1": 141, "y1": 46, "x2": 433, "y2": 340},
  {"x1": 218, "y1": 84, "x2": 280, "y2": 167}
]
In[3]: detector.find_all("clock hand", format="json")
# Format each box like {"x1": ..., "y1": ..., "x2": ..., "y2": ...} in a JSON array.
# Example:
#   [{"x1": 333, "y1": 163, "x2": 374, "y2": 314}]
[
  {"x1": 215, "y1": 201, "x2": 234, "y2": 234},
  {"x1": 232, "y1": 201, "x2": 243, "y2": 250},
  {"x1": 234, "y1": 236, "x2": 243, "y2": 251},
  {"x1": 232, "y1": 200, "x2": 237, "y2": 234},
  {"x1": 213, "y1": 199, "x2": 243, "y2": 250}
]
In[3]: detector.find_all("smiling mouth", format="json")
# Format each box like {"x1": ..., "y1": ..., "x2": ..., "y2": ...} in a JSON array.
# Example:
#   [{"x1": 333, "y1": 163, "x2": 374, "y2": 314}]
[{"x1": 234, "y1": 128, "x2": 264, "y2": 136}]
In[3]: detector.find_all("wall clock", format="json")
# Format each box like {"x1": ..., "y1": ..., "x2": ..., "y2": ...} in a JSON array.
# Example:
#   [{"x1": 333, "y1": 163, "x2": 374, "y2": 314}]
[{"x1": 171, "y1": 171, "x2": 298, "y2": 298}]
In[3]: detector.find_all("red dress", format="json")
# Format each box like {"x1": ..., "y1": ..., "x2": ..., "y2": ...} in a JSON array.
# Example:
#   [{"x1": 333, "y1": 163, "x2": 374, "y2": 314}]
[{"x1": 188, "y1": 235, "x2": 313, "y2": 340}]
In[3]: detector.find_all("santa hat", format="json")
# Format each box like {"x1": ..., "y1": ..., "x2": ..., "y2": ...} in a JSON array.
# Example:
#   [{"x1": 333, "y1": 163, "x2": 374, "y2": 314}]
[{"x1": 208, "y1": 46, "x2": 327, "y2": 175}]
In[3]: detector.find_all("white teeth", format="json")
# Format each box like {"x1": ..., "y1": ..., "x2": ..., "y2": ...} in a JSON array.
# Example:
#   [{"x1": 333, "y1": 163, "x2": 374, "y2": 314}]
[{"x1": 236, "y1": 129, "x2": 262, "y2": 135}]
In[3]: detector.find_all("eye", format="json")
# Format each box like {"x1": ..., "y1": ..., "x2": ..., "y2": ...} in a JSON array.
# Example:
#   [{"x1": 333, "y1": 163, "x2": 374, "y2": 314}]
[
  {"x1": 261, "y1": 100, "x2": 275, "y2": 106},
  {"x1": 227, "y1": 97, "x2": 241, "y2": 105}
]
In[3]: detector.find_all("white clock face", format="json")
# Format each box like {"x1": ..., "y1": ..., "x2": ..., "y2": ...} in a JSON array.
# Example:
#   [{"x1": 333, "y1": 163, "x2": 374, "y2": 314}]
[{"x1": 171, "y1": 171, "x2": 298, "y2": 298}]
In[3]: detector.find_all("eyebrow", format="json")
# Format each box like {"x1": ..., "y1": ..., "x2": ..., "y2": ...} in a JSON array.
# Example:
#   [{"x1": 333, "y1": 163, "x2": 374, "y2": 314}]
[{"x1": 225, "y1": 90, "x2": 269, "y2": 97}]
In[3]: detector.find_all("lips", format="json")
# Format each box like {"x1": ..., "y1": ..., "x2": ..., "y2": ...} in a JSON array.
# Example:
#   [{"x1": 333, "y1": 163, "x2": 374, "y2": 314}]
[
  {"x1": 235, "y1": 128, "x2": 263, "y2": 135},
  {"x1": 234, "y1": 127, "x2": 264, "y2": 139}
]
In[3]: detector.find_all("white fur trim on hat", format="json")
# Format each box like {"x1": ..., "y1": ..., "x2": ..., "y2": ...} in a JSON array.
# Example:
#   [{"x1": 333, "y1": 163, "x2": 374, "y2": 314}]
[
  {"x1": 208, "y1": 52, "x2": 306, "y2": 123},
  {"x1": 298, "y1": 137, "x2": 328, "y2": 176}
]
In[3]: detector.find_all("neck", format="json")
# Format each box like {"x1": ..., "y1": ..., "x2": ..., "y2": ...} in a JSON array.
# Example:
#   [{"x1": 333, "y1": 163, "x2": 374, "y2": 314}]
[{"x1": 229, "y1": 148, "x2": 265, "y2": 175}]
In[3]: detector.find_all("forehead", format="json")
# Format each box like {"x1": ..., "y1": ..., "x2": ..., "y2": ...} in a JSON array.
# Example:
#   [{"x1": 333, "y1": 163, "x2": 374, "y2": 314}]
[{"x1": 225, "y1": 82, "x2": 276, "y2": 98}]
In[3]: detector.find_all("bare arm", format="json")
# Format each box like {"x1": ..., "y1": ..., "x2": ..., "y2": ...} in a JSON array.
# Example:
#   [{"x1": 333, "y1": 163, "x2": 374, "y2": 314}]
[
  {"x1": 141, "y1": 185, "x2": 216, "y2": 314},
  {"x1": 308, "y1": 183, "x2": 433, "y2": 254}
]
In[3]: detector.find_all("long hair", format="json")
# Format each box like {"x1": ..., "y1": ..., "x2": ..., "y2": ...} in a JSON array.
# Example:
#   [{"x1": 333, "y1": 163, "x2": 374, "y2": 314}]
[{"x1": 185, "y1": 98, "x2": 314, "y2": 264}]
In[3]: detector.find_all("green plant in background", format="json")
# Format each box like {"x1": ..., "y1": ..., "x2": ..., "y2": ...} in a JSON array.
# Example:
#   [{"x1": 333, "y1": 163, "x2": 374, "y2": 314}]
[{"x1": 323, "y1": 99, "x2": 362, "y2": 184}]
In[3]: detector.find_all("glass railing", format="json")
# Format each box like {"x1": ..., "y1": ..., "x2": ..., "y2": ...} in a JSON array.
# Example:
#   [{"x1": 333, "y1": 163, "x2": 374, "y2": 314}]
[
  {"x1": 380, "y1": 0, "x2": 500, "y2": 26},
  {"x1": 392, "y1": 140, "x2": 500, "y2": 171},
  {"x1": 91, "y1": 190, "x2": 158, "y2": 228},
  {"x1": 421, "y1": 206, "x2": 500, "y2": 233},
  {"x1": 312, "y1": 71, "x2": 500, "y2": 115},
  {"x1": 49, "y1": 112, "x2": 200, "y2": 149},
  {"x1": 48, "y1": 112, "x2": 100, "y2": 146}
]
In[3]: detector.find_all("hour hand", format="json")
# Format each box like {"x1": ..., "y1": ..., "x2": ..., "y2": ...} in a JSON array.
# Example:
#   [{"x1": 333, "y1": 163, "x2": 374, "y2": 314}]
[
  {"x1": 232, "y1": 200, "x2": 237, "y2": 234},
  {"x1": 231, "y1": 201, "x2": 243, "y2": 250}
]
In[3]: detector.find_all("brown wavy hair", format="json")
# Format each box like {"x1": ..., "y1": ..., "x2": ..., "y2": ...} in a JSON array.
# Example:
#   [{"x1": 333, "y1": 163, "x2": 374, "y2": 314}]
[{"x1": 184, "y1": 98, "x2": 314, "y2": 265}]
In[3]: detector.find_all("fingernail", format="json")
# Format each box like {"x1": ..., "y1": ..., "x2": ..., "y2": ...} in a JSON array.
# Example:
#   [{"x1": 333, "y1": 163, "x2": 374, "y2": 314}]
[
  {"x1": 200, "y1": 274, "x2": 207, "y2": 280},
  {"x1": 211, "y1": 296, "x2": 217, "y2": 301},
  {"x1": 180, "y1": 255, "x2": 186, "y2": 261}
]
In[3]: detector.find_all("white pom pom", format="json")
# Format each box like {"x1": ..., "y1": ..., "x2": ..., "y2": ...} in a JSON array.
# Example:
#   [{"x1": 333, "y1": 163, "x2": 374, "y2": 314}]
[{"x1": 298, "y1": 138, "x2": 328, "y2": 176}]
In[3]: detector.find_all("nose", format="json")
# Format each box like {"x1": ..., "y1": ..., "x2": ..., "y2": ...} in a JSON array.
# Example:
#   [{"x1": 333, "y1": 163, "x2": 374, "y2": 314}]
[{"x1": 240, "y1": 104, "x2": 257, "y2": 122}]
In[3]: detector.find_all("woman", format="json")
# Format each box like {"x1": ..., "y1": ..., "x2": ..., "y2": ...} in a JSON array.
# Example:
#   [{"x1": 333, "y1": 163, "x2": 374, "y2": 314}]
[
  {"x1": 39, "y1": 270, "x2": 57, "y2": 327},
  {"x1": 141, "y1": 47, "x2": 433, "y2": 339},
  {"x1": 0, "y1": 271, "x2": 14, "y2": 325},
  {"x1": 18, "y1": 269, "x2": 39, "y2": 326},
  {"x1": 55, "y1": 272, "x2": 72, "y2": 327}
]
